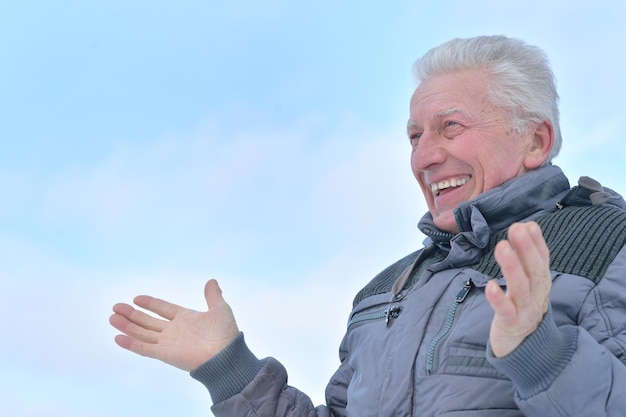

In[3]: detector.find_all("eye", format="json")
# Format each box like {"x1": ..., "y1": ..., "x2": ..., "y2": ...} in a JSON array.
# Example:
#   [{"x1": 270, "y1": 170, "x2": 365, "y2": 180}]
[
  {"x1": 409, "y1": 132, "x2": 422, "y2": 146},
  {"x1": 441, "y1": 120, "x2": 464, "y2": 138}
]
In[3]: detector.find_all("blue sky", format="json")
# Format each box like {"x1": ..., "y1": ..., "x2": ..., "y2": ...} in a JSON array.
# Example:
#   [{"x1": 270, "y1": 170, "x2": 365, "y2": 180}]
[{"x1": 1, "y1": 1, "x2": 625, "y2": 416}]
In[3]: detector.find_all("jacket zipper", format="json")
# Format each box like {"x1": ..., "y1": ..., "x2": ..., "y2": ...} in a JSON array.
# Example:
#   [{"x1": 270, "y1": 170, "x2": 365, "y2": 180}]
[
  {"x1": 425, "y1": 279, "x2": 473, "y2": 374},
  {"x1": 347, "y1": 305, "x2": 402, "y2": 330}
]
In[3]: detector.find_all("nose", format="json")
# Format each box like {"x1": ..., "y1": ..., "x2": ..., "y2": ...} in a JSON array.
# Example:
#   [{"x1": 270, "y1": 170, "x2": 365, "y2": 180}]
[{"x1": 411, "y1": 128, "x2": 447, "y2": 171}]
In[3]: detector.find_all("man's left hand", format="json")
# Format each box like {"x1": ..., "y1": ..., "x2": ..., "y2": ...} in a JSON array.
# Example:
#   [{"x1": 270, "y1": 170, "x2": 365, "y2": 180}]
[{"x1": 485, "y1": 221, "x2": 552, "y2": 357}]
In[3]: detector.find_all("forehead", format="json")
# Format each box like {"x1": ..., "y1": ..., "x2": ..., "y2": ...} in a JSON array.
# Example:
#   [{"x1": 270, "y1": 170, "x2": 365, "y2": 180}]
[{"x1": 408, "y1": 70, "x2": 489, "y2": 125}]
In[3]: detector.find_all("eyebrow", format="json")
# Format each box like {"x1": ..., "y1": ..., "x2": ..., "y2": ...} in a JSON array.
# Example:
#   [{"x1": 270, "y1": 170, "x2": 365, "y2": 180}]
[
  {"x1": 406, "y1": 107, "x2": 469, "y2": 134},
  {"x1": 406, "y1": 120, "x2": 420, "y2": 132},
  {"x1": 433, "y1": 107, "x2": 467, "y2": 119}
]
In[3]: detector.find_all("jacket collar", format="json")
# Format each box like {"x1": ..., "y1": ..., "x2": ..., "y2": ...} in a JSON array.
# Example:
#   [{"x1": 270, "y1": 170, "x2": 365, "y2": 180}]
[{"x1": 418, "y1": 165, "x2": 571, "y2": 245}]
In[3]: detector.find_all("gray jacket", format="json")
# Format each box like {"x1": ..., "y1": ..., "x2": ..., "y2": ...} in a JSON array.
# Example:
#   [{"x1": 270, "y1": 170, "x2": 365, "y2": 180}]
[{"x1": 192, "y1": 165, "x2": 626, "y2": 416}]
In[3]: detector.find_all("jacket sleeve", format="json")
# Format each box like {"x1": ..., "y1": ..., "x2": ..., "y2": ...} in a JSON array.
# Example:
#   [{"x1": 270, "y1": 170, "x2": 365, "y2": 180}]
[
  {"x1": 487, "y1": 245, "x2": 626, "y2": 416},
  {"x1": 190, "y1": 332, "x2": 350, "y2": 417}
]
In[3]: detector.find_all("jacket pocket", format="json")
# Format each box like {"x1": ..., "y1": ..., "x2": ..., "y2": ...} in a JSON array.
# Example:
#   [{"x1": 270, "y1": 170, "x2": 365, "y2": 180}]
[
  {"x1": 440, "y1": 342, "x2": 509, "y2": 380},
  {"x1": 437, "y1": 409, "x2": 522, "y2": 417}
]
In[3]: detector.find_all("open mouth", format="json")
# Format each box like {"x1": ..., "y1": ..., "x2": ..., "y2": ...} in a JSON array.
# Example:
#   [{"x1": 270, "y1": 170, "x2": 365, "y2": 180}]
[{"x1": 430, "y1": 176, "x2": 470, "y2": 197}]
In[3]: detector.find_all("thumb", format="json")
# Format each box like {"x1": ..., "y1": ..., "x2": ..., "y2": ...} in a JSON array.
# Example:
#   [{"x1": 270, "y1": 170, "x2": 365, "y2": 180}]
[{"x1": 204, "y1": 279, "x2": 225, "y2": 309}]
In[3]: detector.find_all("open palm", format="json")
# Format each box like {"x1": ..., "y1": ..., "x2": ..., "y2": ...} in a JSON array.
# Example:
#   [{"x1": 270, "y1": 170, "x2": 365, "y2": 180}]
[{"x1": 110, "y1": 279, "x2": 239, "y2": 371}]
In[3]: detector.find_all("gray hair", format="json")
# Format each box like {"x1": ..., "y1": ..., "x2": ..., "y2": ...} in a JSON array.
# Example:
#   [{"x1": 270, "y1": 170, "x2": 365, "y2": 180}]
[{"x1": 412, "y1": 35, "x2": 562, "y2": 162}]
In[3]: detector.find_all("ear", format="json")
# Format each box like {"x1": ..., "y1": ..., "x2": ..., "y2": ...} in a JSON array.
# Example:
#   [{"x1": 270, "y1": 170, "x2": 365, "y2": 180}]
[{"x1": 523, "y1": 120, "x2": 554, "y2": 170}]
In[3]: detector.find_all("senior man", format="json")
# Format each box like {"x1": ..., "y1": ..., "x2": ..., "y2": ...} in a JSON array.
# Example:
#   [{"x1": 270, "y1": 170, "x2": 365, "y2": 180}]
[{"x1": 110, "y1": 35, "x2": 626, "y2": 416}]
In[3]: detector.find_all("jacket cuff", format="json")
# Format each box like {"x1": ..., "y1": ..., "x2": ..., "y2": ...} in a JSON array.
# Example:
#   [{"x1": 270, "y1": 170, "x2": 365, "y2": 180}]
[
  {"x1": 190, "y1": 332, "x2": 265, "y2": 404},
  {"x1": 487, "y1": 307, "x2": 579, "y2": 400}
]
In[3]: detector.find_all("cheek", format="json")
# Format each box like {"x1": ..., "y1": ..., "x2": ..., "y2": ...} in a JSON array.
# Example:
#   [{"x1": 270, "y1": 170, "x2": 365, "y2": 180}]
[
  {"x1": 480, "y1": 160, "x2": 523, "y2": 192},
  {"x1": 410, "y1": 150, "x2": 420, "y2": 177}
]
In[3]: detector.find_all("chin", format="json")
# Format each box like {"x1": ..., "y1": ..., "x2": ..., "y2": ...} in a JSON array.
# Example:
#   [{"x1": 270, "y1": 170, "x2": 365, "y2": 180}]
[{"x1": 432, "y1": 213, "x2": 458, "y2": 234}]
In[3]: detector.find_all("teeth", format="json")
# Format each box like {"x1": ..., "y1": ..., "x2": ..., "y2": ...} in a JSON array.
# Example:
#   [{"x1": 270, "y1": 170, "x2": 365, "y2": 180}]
[{"x1": 431, "y1": 176, "x2": 469, "y2": 194}]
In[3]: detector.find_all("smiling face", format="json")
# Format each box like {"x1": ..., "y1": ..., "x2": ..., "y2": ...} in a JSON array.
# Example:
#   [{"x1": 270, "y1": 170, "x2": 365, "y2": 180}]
[{"x1": 408, "y1": 69, "x2": 548, "y2": 233}]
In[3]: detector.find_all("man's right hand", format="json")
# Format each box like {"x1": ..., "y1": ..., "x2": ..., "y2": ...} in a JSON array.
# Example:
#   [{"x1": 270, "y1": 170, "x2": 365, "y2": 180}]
[{"x1": 109, "y1": 279, "x2": 239, "y2": 371}]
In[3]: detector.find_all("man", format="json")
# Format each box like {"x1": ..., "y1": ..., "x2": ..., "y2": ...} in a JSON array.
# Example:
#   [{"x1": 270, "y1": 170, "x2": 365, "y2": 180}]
[{"x1": 110, "y1": 35, "x2": 626, "y2": 416}]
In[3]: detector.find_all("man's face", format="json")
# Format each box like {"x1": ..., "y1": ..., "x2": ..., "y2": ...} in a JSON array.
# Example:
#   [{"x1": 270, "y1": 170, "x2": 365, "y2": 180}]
[{"x1": 408, "y1": 69, "x2": 536, "y2": 233}]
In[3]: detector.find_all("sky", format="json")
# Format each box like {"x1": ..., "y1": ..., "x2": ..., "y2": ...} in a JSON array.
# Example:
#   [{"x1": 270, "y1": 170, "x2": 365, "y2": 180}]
[{"x1": 1, "y1": 1, "x2": 625, "y2": 416}]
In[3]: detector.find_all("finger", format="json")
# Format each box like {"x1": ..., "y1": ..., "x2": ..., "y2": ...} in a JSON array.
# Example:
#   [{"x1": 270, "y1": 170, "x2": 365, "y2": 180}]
[
  {"x1": 485, "y1": 280, "x2": 517, "y2": 322},
  {"x1": 109, "y1": 314, "x2": 160, "y2": 344},
  {"x1": 114, "y1": 334, "x2": 135, "y2": 350},
  {"x1": 112, "y1": 303, "x2": 166, "y2": 332},
  {"x1": 204, "y1": 279, "x2": 225, "y2": 309},
  {"x1": 507, "y1": 222, "x2": 552, "y2": 301},
  {"x1": 494, "y1": 239, "x2": 531, "y2": 306},
  {"x1": 526, "y1": 221, "x2": 549, "y2": 261},
  {"x1": 133, "y1": 295, "x2": 181, "y2": 321},
  {"x1": 114, "y1": 334, "x2": 161, "y2": 360},
  {"x1": 507, "y1": 222, "x2": 549, "y2": 278},
  {"x1": 111, "y1": 302, "x2": 135, "y2": 318}
]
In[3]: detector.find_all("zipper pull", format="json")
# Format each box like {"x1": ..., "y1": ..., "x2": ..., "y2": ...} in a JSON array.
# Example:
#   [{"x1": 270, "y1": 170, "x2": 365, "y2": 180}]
[
  {"x1": 385, "y1": 305, "x2": 402, "y2": 326},
  {"x1": 455, "y1": 280, "x2": 473, "y2": 303}
]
